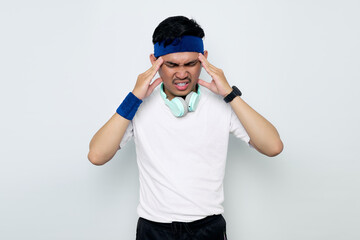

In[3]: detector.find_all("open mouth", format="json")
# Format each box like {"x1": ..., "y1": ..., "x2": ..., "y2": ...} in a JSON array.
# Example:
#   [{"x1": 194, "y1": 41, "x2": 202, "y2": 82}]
[{"x1": 174, "y1": 82, "x2": 190, "y2": 91}]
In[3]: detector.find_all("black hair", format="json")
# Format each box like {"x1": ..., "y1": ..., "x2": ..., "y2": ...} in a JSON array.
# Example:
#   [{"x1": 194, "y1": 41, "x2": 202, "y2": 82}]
[{"x1": 152, "y1": 16, "x2": 205, "y2": 47}]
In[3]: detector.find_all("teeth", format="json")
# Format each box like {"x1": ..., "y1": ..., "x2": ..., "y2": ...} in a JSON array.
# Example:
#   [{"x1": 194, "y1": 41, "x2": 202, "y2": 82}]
[{"x1": 176, "y1": 83, "x2": 187, "y2": 86}]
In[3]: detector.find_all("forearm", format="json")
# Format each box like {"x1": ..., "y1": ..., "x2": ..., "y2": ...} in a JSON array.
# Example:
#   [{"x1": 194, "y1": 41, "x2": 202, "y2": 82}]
[
  {"x1": 230, "y1": 96, "x2": 283, "y2": 157},
  {"x1": 88, "y1": 113, "x2": 130, "y2": 165},
  {"x1": 87, "y1": 58, "x2": 163, "y2": 165}
]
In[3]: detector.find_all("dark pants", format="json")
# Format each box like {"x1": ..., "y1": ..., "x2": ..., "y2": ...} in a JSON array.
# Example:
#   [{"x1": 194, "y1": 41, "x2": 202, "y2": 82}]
[{"x1": 136, "y1": 214, "x2": 228, "y2": 240}]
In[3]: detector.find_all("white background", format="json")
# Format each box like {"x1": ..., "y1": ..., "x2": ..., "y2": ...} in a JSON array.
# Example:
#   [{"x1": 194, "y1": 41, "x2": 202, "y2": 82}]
[{"x1": 1, "y1": 0, "x2": 359, "y2": 239}]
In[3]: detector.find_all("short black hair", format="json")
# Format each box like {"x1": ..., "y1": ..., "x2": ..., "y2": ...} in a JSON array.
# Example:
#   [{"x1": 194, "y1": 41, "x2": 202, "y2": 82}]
[{"x1": 152, "y1": 16, "x2": 205, "y2": 47}]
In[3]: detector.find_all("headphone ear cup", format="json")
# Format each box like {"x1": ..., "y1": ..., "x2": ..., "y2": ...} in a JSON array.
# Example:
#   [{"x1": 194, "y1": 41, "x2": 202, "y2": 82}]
[
  {"x1": 171, "y1": 97, "x2": 188, "y2": 117},
  {"x1": 185, "y1": 92, "x2": 200, "y2": 112}
]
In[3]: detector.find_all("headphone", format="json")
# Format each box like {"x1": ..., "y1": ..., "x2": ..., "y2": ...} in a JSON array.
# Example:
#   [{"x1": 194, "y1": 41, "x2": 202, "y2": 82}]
[{"x1": 160, "y1": 83, "x2": 201, "y2": 117}]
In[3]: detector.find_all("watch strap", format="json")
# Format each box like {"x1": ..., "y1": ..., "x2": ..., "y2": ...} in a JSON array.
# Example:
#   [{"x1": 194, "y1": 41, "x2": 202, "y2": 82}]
[{"x1": 223, "y1": 86, "x2": 242, "y2": 103}]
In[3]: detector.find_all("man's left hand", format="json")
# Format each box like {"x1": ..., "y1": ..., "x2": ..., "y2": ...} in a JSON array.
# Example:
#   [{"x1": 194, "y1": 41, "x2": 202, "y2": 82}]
[{"x1": 198, "y1": 53, "x2": 233, "y2": 97}]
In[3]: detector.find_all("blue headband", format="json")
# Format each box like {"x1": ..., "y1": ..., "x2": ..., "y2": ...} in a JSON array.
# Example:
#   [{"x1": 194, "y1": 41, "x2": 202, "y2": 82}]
[{"x1": 154, "y1": 35, "x2": 204, "y2": 58}]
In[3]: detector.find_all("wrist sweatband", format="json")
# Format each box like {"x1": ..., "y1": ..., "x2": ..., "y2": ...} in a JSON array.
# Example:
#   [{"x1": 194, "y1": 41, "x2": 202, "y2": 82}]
[
  {"x1": 116, "y1": 92, "x2": 142, "y2": 120},
  {"x1": 154, "y1": 35, "x2": 204, "y2": 58}
]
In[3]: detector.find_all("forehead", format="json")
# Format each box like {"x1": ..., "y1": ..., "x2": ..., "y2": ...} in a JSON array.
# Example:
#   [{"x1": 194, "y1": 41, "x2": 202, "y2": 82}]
[{"x1": 161, "y1": 52, "x2": 199, "y2": 63}]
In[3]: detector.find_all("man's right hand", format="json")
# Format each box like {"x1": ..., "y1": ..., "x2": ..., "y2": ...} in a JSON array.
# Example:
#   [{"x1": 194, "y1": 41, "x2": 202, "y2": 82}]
[{"x1": 132, "y1": 57, "x2": 164, "y2": 100}]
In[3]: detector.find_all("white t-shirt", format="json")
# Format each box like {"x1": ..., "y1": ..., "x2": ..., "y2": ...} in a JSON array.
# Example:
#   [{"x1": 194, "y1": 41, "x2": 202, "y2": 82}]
[{"x1": 120, "y1": 86, "x2": 250, "y2": 223}]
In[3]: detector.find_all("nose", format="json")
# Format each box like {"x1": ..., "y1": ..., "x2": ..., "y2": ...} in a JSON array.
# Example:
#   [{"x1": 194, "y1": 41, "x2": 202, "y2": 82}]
[{"x1": 175, "y1": 66, "x2": 189, "y2": 80}]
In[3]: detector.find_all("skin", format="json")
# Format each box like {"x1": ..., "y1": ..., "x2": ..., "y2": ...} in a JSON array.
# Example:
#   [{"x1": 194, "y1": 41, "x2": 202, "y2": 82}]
[
  {"x1": 197, "y1": 53, "x2": 283, "y2": 156},
  {"x1": 148, "y1": 51, "x2": 208, "y2": 100},
  {"x1": 88, "y1": 50, "x2": 283, "y2": 165}
]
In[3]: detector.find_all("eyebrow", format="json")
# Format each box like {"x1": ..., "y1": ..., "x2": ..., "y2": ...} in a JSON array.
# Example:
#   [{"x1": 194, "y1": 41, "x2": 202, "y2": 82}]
[{"x1": 164, "y1": 59, "x2": 199, "y2": 66}]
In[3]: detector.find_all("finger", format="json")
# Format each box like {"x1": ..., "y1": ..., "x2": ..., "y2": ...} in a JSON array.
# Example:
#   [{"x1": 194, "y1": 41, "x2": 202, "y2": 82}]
[
  {"x1": 151, "y1": 57, "x2": 164, "y2": 72},
  {"x1": 199, "y1": 53, "x2": 220, "y2": 72},
  {"x1": 198, "y1": 54, "x2": 214, "y2": 75},
  {"x1": 144, "y1": 57, "x2": 164, "y2": 79},
  {"x1": 198, "y1": 53, "x2": 208, "y2": 67},
  {"x1": 198, "y1": 53, "x2": 213, "y2": 68},
  {"x1": 154, "y1": 56, "x2": 164, "y2": 67}
]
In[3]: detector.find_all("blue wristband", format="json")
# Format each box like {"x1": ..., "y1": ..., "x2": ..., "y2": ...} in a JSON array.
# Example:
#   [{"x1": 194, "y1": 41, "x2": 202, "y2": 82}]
[{"x1": 116, "y1": 92, "x2": 143, "y2": 120}]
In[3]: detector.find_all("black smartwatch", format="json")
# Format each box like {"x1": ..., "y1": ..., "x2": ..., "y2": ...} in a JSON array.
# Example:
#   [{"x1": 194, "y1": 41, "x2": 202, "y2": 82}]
[{"x1": 223, "y1": 86, "x2": 242, "y2": 103}]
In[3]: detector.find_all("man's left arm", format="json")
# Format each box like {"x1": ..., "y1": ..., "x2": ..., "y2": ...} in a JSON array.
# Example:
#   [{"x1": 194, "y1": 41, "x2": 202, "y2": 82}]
[{"x1": 198, "y1": 53, "x2": 283, "y2": 157}]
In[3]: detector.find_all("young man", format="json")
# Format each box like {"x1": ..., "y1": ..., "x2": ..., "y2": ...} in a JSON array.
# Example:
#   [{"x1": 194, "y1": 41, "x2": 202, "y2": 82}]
[{"x1": 88, "y1": 16, "x2": 283, "y2": 240}]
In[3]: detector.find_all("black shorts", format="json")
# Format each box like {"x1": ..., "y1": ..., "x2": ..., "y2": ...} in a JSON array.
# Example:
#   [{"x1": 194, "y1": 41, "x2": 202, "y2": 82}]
[{"x1": 136, "y1": 214, "x2": 228, "y2": 240}]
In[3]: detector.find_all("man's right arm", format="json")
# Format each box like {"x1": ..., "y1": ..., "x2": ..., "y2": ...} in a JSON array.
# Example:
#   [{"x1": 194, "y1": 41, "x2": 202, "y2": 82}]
[
  {"x1": 87, "y1": 56, "x2": 164, "y2": 166},
  {"x1": 88, "y1": 113, "x2": 130, "y2": 165}
]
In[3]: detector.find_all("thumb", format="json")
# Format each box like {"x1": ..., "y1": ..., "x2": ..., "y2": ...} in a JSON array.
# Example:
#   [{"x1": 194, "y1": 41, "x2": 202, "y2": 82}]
[
  {"x1": 145, "y1": 78, "x2": 163, "y2": 98},
  {"x1": 198, "y1": 79, "x2": 211, "y2": 89},
  {"x1": 150, "y1": 78, "x2": 162, "y2": 89}
]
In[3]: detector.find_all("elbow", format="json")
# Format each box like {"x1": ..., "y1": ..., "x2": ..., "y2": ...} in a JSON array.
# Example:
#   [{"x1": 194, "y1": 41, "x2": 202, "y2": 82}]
[
  {"x1": 87, "y1": 151, "x2": 107, "y2": 166},
  {"x1": 266, "y1": 140, "x2": 284, "y2": 157},
  {"x1": 88, "y1": 146, "x2": 120, "y2": 165}
]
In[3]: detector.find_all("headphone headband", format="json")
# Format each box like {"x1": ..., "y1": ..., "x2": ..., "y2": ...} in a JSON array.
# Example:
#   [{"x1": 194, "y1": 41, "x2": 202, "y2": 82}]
[{"x1": 160, "y1": 83, "x2": 201, "y2": 117}]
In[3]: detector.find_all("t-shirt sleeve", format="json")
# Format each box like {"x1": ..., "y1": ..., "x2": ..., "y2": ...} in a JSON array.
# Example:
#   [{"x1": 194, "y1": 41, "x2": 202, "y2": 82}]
[
  {"x1": 229, "y1": 109, "x2": 251, "y2": 146},
  {"x1": 119, "y1": 121, "x2": 134, "y2": 149}
]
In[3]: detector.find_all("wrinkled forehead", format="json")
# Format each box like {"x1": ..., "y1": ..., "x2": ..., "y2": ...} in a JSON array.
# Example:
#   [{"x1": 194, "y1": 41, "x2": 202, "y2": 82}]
[{"x1": 161, "y1": 52, "x2": 199, "y2": 64}]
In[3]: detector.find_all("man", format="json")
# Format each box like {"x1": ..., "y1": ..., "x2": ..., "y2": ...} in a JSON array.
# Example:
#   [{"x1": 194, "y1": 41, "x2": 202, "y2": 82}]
[{"x1": 88, "y1": 16, "x2": 283, "y2": 240}]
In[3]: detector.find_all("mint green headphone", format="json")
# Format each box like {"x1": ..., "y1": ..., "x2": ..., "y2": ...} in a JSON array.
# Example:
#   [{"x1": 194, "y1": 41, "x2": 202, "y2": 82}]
[{"x1": 160, "y1": 83, "x2": 201, "y2": 117}]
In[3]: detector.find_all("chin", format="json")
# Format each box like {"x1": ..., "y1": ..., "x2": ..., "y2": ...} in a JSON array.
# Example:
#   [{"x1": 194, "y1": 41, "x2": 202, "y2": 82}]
[{"x1": 179, "y1": 87, "x2": 195, "y2": 97}]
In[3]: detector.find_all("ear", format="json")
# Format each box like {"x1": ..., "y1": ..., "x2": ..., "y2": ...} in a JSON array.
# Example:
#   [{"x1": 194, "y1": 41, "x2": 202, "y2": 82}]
[
  {"x1": 203, "y1": 50, "x2": 208, "y2": 59},
  {"x1": 149, "y1": 54, "x2": 157, "y2": 64}
]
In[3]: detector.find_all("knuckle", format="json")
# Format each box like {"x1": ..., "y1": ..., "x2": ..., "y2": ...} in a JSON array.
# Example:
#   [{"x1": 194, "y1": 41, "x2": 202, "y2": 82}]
[{"x1": 138, "y1": 73, "x2": 145, "y2": 79}]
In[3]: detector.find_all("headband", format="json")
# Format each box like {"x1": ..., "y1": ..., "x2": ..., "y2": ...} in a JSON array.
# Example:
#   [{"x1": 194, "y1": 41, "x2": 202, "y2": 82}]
[{"x1": 154, "y1": 35, "x2": 204, "y2": 58}]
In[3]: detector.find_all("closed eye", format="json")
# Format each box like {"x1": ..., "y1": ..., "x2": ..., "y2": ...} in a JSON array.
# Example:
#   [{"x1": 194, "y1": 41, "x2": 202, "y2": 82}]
[
  {"x1": 164, "y1": 62, "x2": 178, "y2": 68},
  {"x1": 164, "y1": 60, "x2": 199, "y2": 68},
  {"x1": 184, "y1": 60, "x2": 199, "y2": 67}
]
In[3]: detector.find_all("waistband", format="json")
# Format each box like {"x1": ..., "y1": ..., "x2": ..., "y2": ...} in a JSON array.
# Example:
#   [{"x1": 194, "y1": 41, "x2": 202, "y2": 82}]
[{"x1": 138, "y1": 214, "x2": 223, "y2": 231}]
